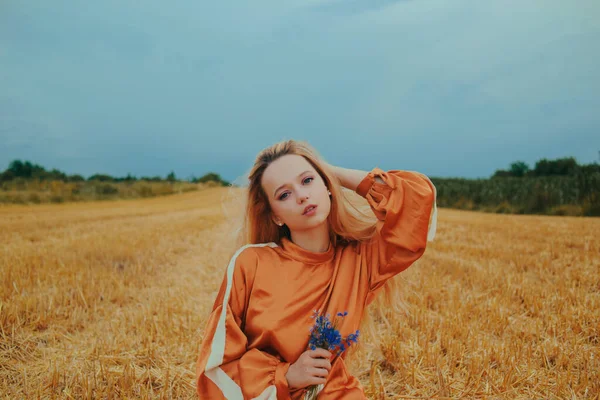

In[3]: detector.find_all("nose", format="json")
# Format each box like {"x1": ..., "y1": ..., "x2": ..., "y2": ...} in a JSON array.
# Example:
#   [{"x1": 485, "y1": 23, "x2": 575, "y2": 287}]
[{"x1": 296, "y1": 190, "x2": 310, "y2": 203}]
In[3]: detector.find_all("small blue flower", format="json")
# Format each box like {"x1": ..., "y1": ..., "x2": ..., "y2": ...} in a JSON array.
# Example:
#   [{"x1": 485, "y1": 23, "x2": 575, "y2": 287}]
[
  {"x1": 306, "y1": 310, "x2": 360, "y2": 399},
  {"x1": 307, "y1": 310, "x2": 360, "y2": 357}
]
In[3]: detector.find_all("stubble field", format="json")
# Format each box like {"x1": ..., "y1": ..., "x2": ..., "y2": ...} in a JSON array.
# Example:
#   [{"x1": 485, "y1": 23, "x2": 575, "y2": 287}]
[{"x1": 1, "y1": 187, "x2": 598, "y2": 399}]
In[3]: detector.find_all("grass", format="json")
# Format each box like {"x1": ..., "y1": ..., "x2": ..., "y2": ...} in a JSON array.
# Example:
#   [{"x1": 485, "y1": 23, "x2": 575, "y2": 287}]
[{"x1": 0, "y1": 180, "x2": 218, "y2": 205}]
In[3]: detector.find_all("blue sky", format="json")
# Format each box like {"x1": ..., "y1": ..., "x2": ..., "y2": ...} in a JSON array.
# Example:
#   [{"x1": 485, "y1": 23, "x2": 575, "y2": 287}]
[{"x1": 1, "y1": 0, "x2": 599, "y2": 182}]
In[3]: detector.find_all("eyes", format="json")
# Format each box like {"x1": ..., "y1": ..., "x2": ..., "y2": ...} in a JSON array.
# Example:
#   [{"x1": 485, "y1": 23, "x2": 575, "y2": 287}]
[{"x1": 278, "y1": 177, "x2": 314, "y2": 200}]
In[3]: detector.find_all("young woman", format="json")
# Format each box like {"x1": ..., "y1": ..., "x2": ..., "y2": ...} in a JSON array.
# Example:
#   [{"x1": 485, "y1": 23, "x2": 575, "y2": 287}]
[{"x1": 195, "y1": 139, "x2": 437, "y2": 399}]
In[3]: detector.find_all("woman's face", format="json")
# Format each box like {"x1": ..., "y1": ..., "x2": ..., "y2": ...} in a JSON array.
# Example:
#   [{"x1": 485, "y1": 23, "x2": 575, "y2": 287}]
[{"x1": 261, "y1": 154, "x2": 331, "y2": 232}]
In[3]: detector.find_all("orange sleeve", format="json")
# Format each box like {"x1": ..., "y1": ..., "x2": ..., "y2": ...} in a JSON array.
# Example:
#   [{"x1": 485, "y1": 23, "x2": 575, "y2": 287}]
[
  {"x1": 355, "y1": 168, "x2": 437, "y2": 299},
  {"x1": 195, "y1": 248, "x2": 292, "y2": 400}
]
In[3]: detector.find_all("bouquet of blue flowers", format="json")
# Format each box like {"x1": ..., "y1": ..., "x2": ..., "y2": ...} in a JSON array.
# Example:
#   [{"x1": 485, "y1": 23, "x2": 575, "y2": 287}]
[{"x1": 304, "y1": 310, "x2": 360, "y2": 400}]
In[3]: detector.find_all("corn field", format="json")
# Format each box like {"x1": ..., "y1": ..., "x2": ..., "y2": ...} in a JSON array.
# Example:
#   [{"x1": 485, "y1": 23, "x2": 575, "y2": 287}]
[{"x1": 433, "y1": 172, "x2": 600, "y2": 216}]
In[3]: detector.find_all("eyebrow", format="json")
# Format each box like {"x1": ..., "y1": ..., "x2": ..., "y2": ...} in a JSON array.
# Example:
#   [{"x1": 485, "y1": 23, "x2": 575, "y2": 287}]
[{"x1": 273, "y1": 170, "x2": 312, "y2": 197}]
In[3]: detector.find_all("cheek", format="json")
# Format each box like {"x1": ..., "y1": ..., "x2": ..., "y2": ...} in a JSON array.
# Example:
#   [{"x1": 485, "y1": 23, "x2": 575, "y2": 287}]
[
  {"x1": 277, "y1": 203, "x2": 297, "y2": 221},
  {"x1": 270, "y1": 202, "x2": 284, "y2": 219},
  {"x1": 324, "y1": 198, "x2": 333, "y2": 216}
]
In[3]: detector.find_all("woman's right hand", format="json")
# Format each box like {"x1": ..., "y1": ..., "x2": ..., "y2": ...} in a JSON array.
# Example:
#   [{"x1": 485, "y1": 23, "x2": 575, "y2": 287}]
[{"x1": 285, "y1": 348, "x2": 333, "y2": 390}]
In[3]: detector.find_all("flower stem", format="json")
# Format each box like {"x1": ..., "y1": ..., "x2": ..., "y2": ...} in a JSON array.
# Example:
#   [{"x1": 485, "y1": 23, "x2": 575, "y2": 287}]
[{"x1": 304, "y1": 383, "x2": 324, "y2": 400}]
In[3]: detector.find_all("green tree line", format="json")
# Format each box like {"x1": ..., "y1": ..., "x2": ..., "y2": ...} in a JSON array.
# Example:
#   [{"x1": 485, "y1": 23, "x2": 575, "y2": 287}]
[
  {"x1": 492, "y1": 156, "x2": 600, "y2": 177},
  {"x1": 0, "y1": 160, "x2": 230, "y2": 186}
]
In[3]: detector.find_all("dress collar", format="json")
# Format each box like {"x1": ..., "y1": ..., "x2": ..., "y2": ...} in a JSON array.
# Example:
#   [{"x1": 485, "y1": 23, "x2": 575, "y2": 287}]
[{"x1": 279, "y1": 236, "x2": 335, "y2": 264}]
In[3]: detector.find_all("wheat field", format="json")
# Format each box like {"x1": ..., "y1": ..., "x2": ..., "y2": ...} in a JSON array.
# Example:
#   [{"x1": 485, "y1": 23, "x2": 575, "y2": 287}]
[{"x1": 1, "y1": 186, "x2": 598, "y2": 399}]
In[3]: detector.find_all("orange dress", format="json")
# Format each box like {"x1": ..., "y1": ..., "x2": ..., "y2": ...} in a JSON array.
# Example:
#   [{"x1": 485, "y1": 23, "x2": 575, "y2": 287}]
[{"x1": 195, "y1": 167, "x2": 438, "y2": 399}]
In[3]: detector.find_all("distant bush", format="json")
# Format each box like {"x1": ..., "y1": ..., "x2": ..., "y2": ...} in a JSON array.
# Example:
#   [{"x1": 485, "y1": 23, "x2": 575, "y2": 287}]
[
  {"x1": 548, "y1": 205, "x2": 582, "y2": 217},
  {"x1": 493, "y1": 201, "x2": 514, "y2": 214},
  {"x1": 96, "y1": 183, "x2": 119, "y2": 196},
  {"x1": 27, "y1": 193, "x2": 42, "y2": 204}
]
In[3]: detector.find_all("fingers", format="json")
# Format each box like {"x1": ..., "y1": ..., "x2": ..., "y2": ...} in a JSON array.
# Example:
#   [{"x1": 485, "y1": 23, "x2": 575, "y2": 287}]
[
  {"x1": 310, "y1": 376, "x2": 327, "y2": 386},
  {"x1": 309, "y1": 348, "x2": 333, "y2": 360},
  {"x1": 310, "y1": 367, "x2": 330, "y2": 378},
  {"x1": 313, "y1": 358, "x2": 332, "y2": 371}
]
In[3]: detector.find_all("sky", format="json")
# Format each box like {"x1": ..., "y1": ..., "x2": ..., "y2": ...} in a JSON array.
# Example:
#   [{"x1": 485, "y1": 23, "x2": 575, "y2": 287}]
[{"x1": 1, "y1": 0, "x2": 599, "y2": 182}]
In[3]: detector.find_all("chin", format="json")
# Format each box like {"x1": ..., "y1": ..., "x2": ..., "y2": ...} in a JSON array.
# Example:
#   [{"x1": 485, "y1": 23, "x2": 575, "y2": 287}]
[
  {"x1": 295, "y1": 213, "x2": 328, "y2": 230},
  {"x1": 311, "y1": 212, "x2": 329, "y2": 226}
]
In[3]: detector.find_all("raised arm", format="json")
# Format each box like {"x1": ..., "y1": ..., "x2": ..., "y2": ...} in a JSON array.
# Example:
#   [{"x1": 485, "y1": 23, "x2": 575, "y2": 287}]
[{"x1": 347, "y1": 167, "x2": 437, "y2": 295}]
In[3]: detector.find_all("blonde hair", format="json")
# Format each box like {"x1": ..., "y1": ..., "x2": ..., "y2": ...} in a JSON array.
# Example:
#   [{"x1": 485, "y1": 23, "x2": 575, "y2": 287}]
[{"x1": 220, "y1": 139, "x2": 410, "y2": 362}]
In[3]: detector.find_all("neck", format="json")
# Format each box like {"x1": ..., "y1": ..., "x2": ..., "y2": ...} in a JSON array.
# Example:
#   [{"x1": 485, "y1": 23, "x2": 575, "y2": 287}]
[{"x1": 289, "y1": 223, "x2": 331, "y2": 253}]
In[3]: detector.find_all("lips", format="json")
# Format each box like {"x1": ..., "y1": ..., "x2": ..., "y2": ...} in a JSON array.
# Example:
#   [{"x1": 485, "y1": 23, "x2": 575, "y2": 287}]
[{"x1": 303, "y1": 204, "x2": 318, "y2": 215}]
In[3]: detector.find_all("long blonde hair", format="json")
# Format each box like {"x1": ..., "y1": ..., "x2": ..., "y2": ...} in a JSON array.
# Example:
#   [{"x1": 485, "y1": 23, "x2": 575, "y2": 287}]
[{"x1": 220, "y1": 139, "x2": 411, "y2": 363}]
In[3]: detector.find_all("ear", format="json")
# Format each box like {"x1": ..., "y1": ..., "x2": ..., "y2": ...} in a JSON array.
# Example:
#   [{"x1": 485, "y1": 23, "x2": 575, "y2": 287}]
[{"x1": 271, "y1": 214, "x2": 282, "y2": 226}]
